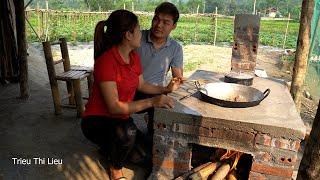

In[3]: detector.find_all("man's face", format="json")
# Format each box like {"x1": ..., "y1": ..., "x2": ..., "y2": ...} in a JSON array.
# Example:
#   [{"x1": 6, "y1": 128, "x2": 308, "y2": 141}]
[{"x1": 151, "y1": 13, "x2": 176, "y2": 39}]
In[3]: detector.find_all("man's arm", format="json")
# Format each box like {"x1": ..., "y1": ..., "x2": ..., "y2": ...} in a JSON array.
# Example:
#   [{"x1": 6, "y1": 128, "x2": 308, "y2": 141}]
[{"x1": 171, "y1": 67, "x2": 183, "y2": 78}]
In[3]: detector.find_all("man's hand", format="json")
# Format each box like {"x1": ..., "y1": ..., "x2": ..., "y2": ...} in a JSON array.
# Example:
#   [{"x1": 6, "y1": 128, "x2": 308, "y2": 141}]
[{"x1": 165, "y1": 77, "x2": 185, "y2": 93}]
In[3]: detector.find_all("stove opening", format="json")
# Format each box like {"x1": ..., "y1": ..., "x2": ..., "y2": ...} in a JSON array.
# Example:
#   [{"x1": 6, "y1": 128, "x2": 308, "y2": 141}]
[{"x1": 190, "y1": 144, "x2": 253, "y2": 180}]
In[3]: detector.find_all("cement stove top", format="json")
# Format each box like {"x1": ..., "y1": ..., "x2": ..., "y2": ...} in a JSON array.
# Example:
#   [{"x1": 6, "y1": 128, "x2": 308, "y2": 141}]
[{"x1": 160, "y1": 70, "x2": 306, "y2": 139}]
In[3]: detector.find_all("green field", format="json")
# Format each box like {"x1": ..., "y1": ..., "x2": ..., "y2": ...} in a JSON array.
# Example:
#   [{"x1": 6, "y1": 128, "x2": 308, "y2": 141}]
[{"x1": 26, "y1": 11, "x2": 299, "y2": 49}]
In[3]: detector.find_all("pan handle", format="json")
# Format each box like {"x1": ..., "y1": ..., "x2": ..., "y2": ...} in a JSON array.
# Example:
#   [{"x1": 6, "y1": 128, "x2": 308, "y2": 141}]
[
  {"x1": 194, "y1": 81, "x2": 208, "y2": 94},
  {"x1": 194, "y1": 81, "x2": 201, "y2": 90},
  {"x1": 260, "y1": 89, "x2": 271, "y2": 102}
]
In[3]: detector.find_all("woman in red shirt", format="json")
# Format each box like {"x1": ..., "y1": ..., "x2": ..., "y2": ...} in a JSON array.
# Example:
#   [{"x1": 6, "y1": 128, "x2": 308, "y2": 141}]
[{"x1": 81, "y1": 10, "x2": 181, "y2": 180}]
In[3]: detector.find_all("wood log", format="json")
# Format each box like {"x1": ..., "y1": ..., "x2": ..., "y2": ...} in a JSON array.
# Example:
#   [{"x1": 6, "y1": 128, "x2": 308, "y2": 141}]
[
  {"x1": 290, "y1": 0, "x2": 314, "y2": 110},
  {"x1": 189, "y1": 162, "x2": 221, "y2": 180},
  {"x1": 226, "y1": 170, "x2": 237, "y2": 180},
  {"x1": 210, "y1": 163, "x2": 230, "y2": 180},
  {"x1": 175, "y1": 162, "x2": 212, "y2": 180}
]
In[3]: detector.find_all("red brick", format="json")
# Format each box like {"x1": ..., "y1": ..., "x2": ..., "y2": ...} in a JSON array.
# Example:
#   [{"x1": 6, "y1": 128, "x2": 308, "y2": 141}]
[
  {"x1": 249, "y1": 172, "x2": 267, "y2": 180},
  {"x1": 277, "y1": 154, "x2": 298, "y2": 166},
  {"x1": 254, "y1": 134, "x2": 271, "y2": 146},
  {"x1": 272, "y1": 138, "x2": 290, "y2": 150},
  {"x1": 291, "y1": 140, "x2": 301, "y2": 152},
  {"x1": 154, "y1": 123, "x2": 168, "y2": 131},
  {"x1": 173, "y1": 139, "x2": 189, "y2": 149},
  {"x1": 255, "y1": 152, "x2": 272, "y2": 162},
  {"x1": 211, "y1": 128, "x2": 255, "y2": 144},
  {"x1": 172, "y1": 123, "x2": 212, "y2": 137},
  {"x1": 153, "y1": 157, "x2": 190, "y2": 171},
  {"x1": 251, "y1": 162, "x2": 293, "y2": 177},
  {"x1": 153, "y1": 148, "x2": 191, "y2": 160}
]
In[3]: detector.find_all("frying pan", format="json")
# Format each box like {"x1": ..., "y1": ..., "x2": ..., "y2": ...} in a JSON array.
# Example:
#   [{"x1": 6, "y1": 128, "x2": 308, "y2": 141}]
[{"x1": 195, "y1": 81, "x2": 270, "y2": 108}]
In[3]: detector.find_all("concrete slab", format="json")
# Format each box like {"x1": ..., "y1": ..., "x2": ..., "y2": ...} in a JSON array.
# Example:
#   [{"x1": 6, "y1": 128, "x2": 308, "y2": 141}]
[{"x1": 165, "y1": 70, "x2": 306, "y2": 139}]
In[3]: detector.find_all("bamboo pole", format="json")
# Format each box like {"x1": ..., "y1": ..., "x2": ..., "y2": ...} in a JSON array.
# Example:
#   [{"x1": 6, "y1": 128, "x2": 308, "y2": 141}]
[
  {"x1": 194, "y1": 4, "x2": 200, "y2": 42},
  {"x1": 290, "y1": 0, "x2": 314, "y2": 110},
  {"x1": 282, "y1": 13, "x2": 291, "y2": 49},
  {"x1": 214, "y1": 7, "x2": 218, "y2": 46}
]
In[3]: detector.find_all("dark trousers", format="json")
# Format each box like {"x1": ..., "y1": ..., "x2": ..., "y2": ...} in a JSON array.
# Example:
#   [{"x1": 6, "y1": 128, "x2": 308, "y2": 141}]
[
  {"x1": 81, "y1": 116, "x2": 138, "y2": 169},
  {"x1": 134, "y1": 91, "x2": 156, "y2": 135}
]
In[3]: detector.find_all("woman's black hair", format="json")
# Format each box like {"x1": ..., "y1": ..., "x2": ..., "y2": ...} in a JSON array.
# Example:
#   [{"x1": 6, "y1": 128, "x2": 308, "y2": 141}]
[{"x1": 94, "y1": 10, "x2": 138, "y2": 60}]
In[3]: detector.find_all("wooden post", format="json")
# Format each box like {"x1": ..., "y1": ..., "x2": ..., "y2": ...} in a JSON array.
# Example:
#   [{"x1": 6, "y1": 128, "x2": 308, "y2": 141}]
[
  {"x1": 195, "y1": 5, "x2": 200, "y2": 69},
  {"x1": 283, "y1": 13, "x2": 291, "y2": 49},
  {"x1": 73, "y1": 79, "x2": 84, "y2": 117},
  {"x1": 214, "y1": 7, "x2": 218, "y2": 46},
  {"x1": 253, "y1": 0, "x2": 256, "y2": 14},
  {"x1": 45, "y1": 0, "x2": 49, "y2": 41},
  {"x1": 41, "y1": 11, "x2": 44, "y2": 39},
  {"x1": 36, "y1": 2, "x2": 40, "y2": 39},
  {"x1": 132, "y1": 1, "x2": 134, "y2": 12},
  {"x1": 59, "y1": 38, "x2": 75, "y2": 105},
  {"x1": 297, "y1": 100, "x2": 320, "y2": 179},
  {"x1": 14, "y1": 0, "x2": 30, "y2": 99},
  {"x1": 290, "y1": 0, "x2": 314, "y2": 110},
  {"x1": 42, "y1": 41, "x2": 62, "y2": 114}
]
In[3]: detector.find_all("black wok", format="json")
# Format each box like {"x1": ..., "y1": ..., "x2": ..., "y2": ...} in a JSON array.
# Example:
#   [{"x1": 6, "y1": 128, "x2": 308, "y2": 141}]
[{"x1": 195, "y1": 81, "x2": 270, "y2": 108}]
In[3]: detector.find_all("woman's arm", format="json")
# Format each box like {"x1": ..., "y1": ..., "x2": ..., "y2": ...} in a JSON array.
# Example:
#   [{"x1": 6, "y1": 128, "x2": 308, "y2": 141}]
[
  {"x1": 99, "y1": 81, "x2": 174, "y2": 115},
  {"x1": 137, "y1": 75, "x2": 168, "y2": 94}
]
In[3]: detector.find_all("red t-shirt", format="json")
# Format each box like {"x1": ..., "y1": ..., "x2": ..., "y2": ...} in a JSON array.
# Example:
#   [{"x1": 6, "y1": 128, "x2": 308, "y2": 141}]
[{"x1": 82, "y1": 46, "x2": 142, "y2": 119}]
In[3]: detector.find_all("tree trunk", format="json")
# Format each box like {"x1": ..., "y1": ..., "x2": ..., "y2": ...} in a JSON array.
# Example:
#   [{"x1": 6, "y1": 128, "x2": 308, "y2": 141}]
[
  {"x1": 290, "y1": 0, "x2": 314, "y2": 110},
  {"x1": 14, "y1": 0, "x2": 30, "y2": 99},
  {"x1": 297, "y1": 100, "x2": 320, "y2": 179}
]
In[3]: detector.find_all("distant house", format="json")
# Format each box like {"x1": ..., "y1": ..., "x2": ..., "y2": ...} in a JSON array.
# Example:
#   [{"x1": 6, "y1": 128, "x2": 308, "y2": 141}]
[{"x1": 266, "y1": 7, "x2": 278, "y2": 18}]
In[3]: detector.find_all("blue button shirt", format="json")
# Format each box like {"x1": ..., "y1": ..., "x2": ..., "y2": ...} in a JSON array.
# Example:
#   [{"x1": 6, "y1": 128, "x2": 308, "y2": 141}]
[{"x1": 136, "y1": 30, "x2": 183, "y2": 86}]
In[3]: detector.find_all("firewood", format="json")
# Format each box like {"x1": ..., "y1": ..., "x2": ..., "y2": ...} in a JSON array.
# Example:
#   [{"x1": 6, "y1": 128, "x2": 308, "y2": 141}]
[
  {"x1": 175, "y1": 162, "x2": 212, "y2": 180},
  {"x1": 226, "y1": 170, "x2": 237, "y2": 180},
  {"x1": 189, "y1": 162, "x2": 221, "y2": 180},
  {"x1": 210, "y1": 163, "x2": 230, "y2": 180}
]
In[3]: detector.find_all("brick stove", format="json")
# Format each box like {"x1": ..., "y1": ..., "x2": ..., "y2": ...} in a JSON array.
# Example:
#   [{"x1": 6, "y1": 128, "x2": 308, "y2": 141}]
[{"x1": 148, "y1": 70, "x2": 306, "y2": 180}]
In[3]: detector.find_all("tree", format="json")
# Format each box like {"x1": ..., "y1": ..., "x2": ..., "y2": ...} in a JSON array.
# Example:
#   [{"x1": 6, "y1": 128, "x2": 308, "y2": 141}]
[{"x1": 297, "y1": 100, "x2": 320, "y2": 179}]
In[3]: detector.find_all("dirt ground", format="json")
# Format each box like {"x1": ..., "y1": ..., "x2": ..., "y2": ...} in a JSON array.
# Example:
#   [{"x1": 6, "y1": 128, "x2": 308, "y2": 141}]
[{"x1": 0, "y1": 43, "x2": 318, "y2": 179}]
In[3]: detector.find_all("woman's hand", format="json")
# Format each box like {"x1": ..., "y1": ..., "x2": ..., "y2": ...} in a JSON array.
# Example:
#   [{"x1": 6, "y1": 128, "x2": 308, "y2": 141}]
[
  {"x1": 165, "y1": 77, "x2": 184, "y2": 93},
  {"x1": 152, "y1": 95, "x2": 174, "y2": 109}
]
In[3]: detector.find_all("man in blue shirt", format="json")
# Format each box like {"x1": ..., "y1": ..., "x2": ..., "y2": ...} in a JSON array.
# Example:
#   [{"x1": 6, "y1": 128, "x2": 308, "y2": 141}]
[{"x1": 135, "y1": 2, "x2": 183, "y2": 135}]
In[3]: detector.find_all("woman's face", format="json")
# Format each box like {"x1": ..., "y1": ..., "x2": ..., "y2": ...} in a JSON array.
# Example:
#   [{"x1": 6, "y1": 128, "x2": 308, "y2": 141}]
[{"x1": 129, "y1": 23, "x2": 142, "y2": 48}]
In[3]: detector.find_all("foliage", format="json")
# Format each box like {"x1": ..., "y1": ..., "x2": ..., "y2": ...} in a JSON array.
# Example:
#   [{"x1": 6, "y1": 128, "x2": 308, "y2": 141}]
[
  {"x1": 25, "y1": 11, "x2": 299, "y2": 49},
  {"x1": 26, "y1": 0, "x2": 303, "y2": 20}
]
